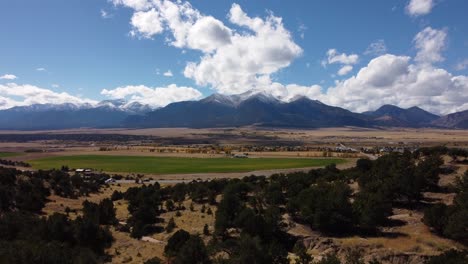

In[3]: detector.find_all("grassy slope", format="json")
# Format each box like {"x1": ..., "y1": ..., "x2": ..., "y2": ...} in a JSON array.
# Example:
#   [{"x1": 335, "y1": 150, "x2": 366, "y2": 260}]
[{"x1": 29, "y1": 155, "x2": 345, "y2": 174}]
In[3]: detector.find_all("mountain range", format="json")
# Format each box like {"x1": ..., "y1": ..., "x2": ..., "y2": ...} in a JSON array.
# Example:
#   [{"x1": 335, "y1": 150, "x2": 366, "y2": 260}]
[{"x1": 0, "y1": 92, "x2": 466, "y2": 130}]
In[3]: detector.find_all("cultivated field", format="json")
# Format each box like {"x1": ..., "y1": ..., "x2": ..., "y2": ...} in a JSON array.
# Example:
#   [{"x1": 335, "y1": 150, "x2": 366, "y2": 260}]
[
  {"x1": 29, "y1": 155, "x2": 344, "y2": 174},
  {"x1": 0, "y1": 152, "x2": 22, "y2": 158}
]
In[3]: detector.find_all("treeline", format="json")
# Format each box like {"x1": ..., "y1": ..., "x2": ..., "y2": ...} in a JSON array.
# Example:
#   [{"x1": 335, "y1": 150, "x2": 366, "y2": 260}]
[
  {"x1": 0, "y1": 167, "x2": 115, "y2": 263},
  {"x1": 34, "y1": 169, "x2": 108, "y2": 198},
  {"x1": 0, "y1": 158, "x2": 31, "y2": 167},
  {"x1": 0, "y1": 133, "x2": 157, "y2": 142}
]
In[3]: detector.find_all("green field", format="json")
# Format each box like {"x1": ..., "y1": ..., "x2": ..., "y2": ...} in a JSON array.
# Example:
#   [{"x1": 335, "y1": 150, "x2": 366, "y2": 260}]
[
  {"x1": 29, "y1": 155, "x2": 346, "y2": 174},
  {"x1": 0, "y1": 152, "x2": 22, "y2": 158}
]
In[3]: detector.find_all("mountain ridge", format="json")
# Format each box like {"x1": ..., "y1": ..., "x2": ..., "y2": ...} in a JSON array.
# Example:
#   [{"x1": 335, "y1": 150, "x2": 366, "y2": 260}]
[{"x1": 0, "y1": 93, "x2": 466, "y2": 130}]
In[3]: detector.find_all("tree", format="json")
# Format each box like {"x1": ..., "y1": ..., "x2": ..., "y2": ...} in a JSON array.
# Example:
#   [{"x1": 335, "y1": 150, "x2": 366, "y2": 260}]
[
  {"x1": 98, "y1": 198, "x2": 117, "y2": 225},
  {"x1": 415, "y1": 155, "x2": 443, "y2": 190},
  {"x1": 111, "y1": 190, "x2": 123, "y2": 201},
  {"x1": 294, "y1": 181, "x2": 353, "y2": 233},
  {"x1": 203, "y1": 224, "x2": 210, "y2": 236},
  {"x1": 82, "y1": 200, "x2": 100, "y2": 224},
  {"x1": 174, "y1": 235, "x2": 210, "y2": 264},
  {"x1": 166, "y1": 217, "x2": 176, "y2": 233},
  {"x1": 423, "y1": 203, "x2": 448, "y2": 234},
  {"x1": 165, "y1": 199, "x2": 175, "y2": 211},
  {"x1": 214, "y1": 183, "x2": 246, "y2": 236},
  {"x1": 144, "y1": 257, "x2": 162, "y2": 264},
  {"x1": 353, "y1": 190, "x2": 392, "y2": 231},
  {"x1": 227, "y1": 235, "x2": 268, "y2": 264},
  {"x1": 164, "y1": 229, "x2": 190, "y2": 257}
]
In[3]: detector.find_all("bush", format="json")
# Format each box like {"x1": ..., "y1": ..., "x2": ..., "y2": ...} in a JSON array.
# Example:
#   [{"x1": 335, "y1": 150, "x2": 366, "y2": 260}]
[
  {"x1": 166, "y1": 217, "x2": 176, "y2": 233},
  {"x1": 164, "y1": 229, "x2": 190, "y2": 257},
  {"x1": 292, "y1": 181, "x2": 353, "y2": 234}
]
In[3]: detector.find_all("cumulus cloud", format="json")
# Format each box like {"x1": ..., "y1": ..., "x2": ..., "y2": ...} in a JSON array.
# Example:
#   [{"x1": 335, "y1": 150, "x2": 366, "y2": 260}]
[
  {"x1": 364, "y1": 40, "x2": 387, "y2": 56},
  {"x1": 163, "y1": 70, "x2": 173, "y2": 77},
  {"x1": 101, "y1": 84, "x2": 202, "y2": 108},
  {"x1": 321, "y1": 54, "x2": 468, "y2": 115},
  {"x1": 111, "y1": 1, "x2": 468, "y2": 115},
  {"x1": 324, "y1": 49, "x2": 359, "y2": 65},
  {"x1": 337, "y1": 65, "x2": 353, "y2": 76},
  {"x1": 113, "y1": 0, "x2": 302, "y2": 94},
  {"x1": 36, "y1": 67, "x2": 46, "y2": 71},
  {"x1": 185, "y1": 4, "x2": 302, "y2": 94},
  {"x1": 0, "y1": 74, "x2": 17, "y2": 80},
  {"x1": 321, "y1": 49, "x2": 358, "y2": 76},
  {"x1": 0, "y1": 83, "x2": 97, "y2": 110},
  {"x1": 414, "y1": 27, "x2": 447, "y2": 64},
  {"x1": 112, "y1": 0, "x2": 151, "y2": 11},
  {"x1": 406, "y1": 0, "x2": 434, "y2": 16},
  {"x1": 130, "y1": 8, "x2": 164, "y2": 38}
]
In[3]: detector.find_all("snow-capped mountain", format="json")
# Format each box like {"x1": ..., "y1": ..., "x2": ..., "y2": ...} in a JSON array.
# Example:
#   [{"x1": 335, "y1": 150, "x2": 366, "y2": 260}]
[
  {"x1": 0, "y1": 99, "x2": 153, "y2": 130},
  {"x1": 0, "y1": 91, "x2": 463, "y2": 130}
]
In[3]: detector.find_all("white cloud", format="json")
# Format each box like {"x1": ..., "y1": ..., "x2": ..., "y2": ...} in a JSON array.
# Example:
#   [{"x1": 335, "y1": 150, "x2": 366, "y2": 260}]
[
  {"x1": 36, "y1": 67, "x2": 46, "y2": 72},
  {"x1": 455, "y1": 59, "x2": 468, "y2": 71},
  {"x1": 112, "y1": 0, "x2": 151, "y2": 11},
  {"x1": 337, "y1": 65, "x2": 353, "y2": 76},
  {"x1": 269, "y1": 83, "x2": 323, "y2": 102},
  {"x1": 186, "y1": 16, "x2": 232, "y2": 53},
  {"x1": 0, "y1": 74, "x2": 17, "y2": 80},
  {"x1": 0, "y1": 83, "x2": 97, "y2": 110},
  {"x1": 406, "y1": 0, "x2": 434, "y2": 16},
  {"x1": 414, "y1": 27, "x2": 447, "y2": 64},
  {"x1": 111, "y1": 1, "x2": 468, "y2": 115},
  {"x1": 322, "y1": 49, "x2": 358, "y2": 76},
  {"x1": 324, "y1": 49, "x2": 359, "y2": 66},
  {"x1": 321, "y1": 54, "x2": 468, "y2": 115},
  {"x1": 114, "y1": 1, "x2": 302, "y2": 94},
  {"x1": 101, "y1": 9, "x2": 113, "y2": 19},
  {"x1": 298, "y1": 23, "x2": 307, "y2": 39},
  {"x1": 163, "y1": 70, "x2": 173, "y2": 77},
  {"x1": 130, "y1": 8, "x2": 164, "y2": 38},
  {"x1": 364, "y1": 40, "x2": 387, "y2": 56},
  {"x1": 184, "y1": 3, "x2": 302, "y2": 94},
  {"x1": 101, "y1": 84, "x2": 202, "y2": 108}
]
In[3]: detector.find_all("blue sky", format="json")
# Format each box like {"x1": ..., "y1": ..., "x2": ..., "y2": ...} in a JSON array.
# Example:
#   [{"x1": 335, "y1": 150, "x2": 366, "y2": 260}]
[{"x1": 0, "y1": 0, "x2": 467, "y2": 114}]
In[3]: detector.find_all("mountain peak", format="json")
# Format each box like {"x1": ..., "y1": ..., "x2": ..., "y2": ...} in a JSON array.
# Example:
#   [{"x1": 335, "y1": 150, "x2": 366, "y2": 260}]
[
  {"x1": 237, "y1": 90, "x2": 280, "y2": 104},
  {"x1": 366, "y1": 104, "x2": 439, "y2": 127},
  {"x1": 201, "y1": 93, "x2": 236, "y2": 106}
]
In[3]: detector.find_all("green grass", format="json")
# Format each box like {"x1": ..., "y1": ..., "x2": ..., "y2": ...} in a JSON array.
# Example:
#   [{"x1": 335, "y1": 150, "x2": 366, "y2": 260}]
[
  {"x1": 0, "y1": 152, "x2": 22, "y2": 158},
  {"x1": 28, "y1": 155, "x2": 346, "y2": 174}
]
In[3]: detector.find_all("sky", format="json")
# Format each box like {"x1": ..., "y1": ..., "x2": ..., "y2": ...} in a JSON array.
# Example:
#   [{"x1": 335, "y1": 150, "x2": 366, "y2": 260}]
[{"x1": 1, "y1": 0, "x2": 468, "y2": 114}]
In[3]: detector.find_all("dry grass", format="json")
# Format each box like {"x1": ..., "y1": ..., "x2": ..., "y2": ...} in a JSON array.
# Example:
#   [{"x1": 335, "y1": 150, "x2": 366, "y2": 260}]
[
  {"x1": 107, "y1": 198, "x2": 216, "y2": 263},
  {"x1": 42, "y1": 184, "x2": 138, "y2": 219}
]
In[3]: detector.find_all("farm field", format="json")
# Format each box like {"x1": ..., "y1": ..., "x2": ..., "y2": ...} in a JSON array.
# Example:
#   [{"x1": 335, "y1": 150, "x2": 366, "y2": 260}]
[
  {"x1": 0, "y1": 152, "x2": 22, "y2": 158},
  {"x1": 28, "y1": 155, "x2": 345, "y2": 174}
]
